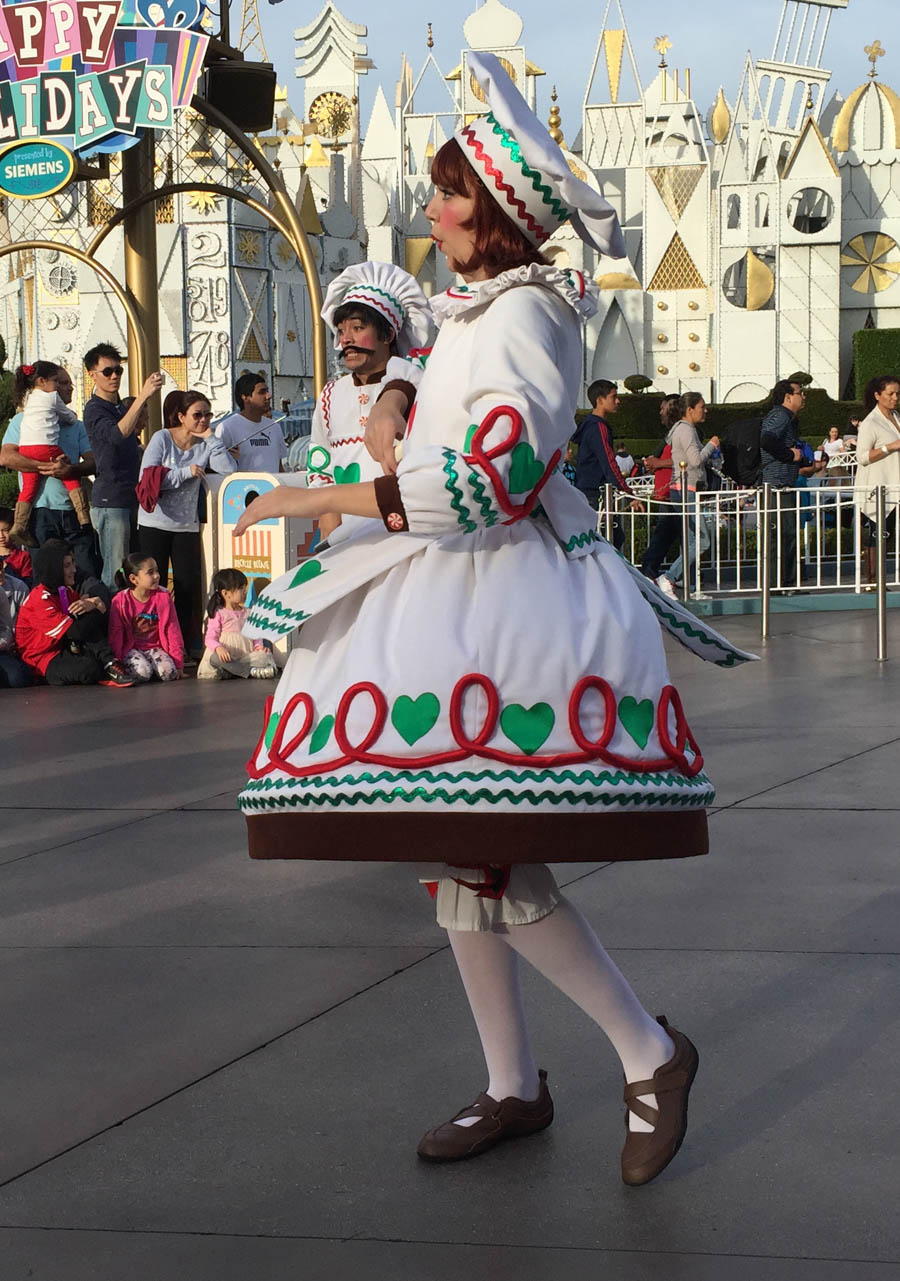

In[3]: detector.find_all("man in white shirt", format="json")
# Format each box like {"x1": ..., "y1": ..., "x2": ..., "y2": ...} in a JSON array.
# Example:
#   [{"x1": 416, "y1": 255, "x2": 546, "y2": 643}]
[{"x1": 216, "y1": 375, "x2": 287, "y2": 474}]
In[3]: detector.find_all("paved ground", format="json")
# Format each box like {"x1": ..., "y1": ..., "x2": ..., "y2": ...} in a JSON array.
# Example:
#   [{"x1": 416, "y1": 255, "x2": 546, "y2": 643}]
[{"x1": 2, "y1": 610, "x2": 899, "y2": 1280}]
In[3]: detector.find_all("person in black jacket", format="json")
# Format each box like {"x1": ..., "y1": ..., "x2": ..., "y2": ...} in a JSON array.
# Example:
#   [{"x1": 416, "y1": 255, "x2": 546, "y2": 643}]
[
  {"x1": 760, "y1": 380, "x2": 806, "y2": 588},
  {"x1": 571, "y1": 380, "x2": 642, "y2": 550}
]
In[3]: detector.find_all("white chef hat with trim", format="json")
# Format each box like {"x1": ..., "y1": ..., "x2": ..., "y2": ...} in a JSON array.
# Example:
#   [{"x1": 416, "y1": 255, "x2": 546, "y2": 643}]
[
  {"x1": 321, "y1": 261, "x2": 434, "y2": 357},
  {"x1": 455, "y1": 52, "x2": 626, "y2": 258}
]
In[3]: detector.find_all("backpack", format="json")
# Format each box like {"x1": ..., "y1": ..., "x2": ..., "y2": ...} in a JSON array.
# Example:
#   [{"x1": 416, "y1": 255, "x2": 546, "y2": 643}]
[
  {"x1": 652, "y1": 442, "x2": 673, "y2": 500},
  {"x1": 722, "y1": 418, "x2": 763, "y2": 487}
]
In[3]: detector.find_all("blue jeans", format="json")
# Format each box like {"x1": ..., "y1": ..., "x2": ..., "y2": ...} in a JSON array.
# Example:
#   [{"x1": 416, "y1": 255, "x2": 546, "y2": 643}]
[
  {"x1": 667, "y1": 515, "x2": 712, "y2": 586},
  {"x1": 32, "y1": 507, "x2": 101, "y2": 581},
  {"x1": 0, "y1": 652, "x2": 31, "y2": 687},
  {"x1": 92, "y1": 506, "x2": 138, "y2": 590}
]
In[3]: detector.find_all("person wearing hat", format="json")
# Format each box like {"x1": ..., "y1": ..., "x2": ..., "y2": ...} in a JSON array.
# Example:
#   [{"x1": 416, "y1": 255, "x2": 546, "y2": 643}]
[
  {"x1": 308, "y1": 263, "x2": 434, "y2": 542},
  {"x1": 232, "y1": 54, "x2": 753, "y2": 1185}
]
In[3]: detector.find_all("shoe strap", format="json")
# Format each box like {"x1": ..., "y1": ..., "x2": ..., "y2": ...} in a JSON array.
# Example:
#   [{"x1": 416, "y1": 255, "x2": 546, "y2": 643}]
[
  {"x1": 450, "y1": 1093, "x2": 498, "y2": 1123},
  {"x1": 622, "y1": 1085, "x2": 658, "y2": 1127}
]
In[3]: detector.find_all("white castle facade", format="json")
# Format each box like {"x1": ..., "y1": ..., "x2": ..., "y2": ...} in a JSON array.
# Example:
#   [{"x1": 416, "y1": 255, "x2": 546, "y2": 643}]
[{"x1": 2, "y1": 0, "x2": 898, "y2": 413}]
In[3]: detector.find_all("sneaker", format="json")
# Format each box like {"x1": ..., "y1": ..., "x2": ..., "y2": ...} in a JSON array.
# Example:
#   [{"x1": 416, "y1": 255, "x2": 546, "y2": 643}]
[
  {"x1": 99, "y1": 661, "x2": 135, "y2": 688},
  {"x1": 655, "y1": 575, "x2": 678, "y2": 599},
  {"x1": 249, "y1": 663, "x2": 277, "y2": 679}
]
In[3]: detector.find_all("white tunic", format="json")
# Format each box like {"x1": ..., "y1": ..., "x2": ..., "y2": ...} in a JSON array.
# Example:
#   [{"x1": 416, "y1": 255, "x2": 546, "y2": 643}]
[{"x1": 306, "y1": 356, "x2": 424, "y2": 490}]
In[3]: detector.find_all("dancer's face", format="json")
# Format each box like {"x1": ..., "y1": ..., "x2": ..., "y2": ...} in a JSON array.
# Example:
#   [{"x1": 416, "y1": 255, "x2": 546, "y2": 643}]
[
  {"x1": 426, "y1": 183, "x2": 478, "y2": 275},
  {"x1": 336, "y1": 316, "x2": 392, "y2": 377}
]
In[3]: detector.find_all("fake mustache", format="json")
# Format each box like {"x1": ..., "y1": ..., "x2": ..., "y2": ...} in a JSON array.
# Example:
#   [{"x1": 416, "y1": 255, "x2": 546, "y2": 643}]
[{"x1": 340, "y1": 345, "x2": 373, "y2": 358}]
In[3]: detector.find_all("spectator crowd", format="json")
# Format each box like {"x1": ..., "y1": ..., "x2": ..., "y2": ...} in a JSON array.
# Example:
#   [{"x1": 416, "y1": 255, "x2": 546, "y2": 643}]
[{"x1": 0, "y1": 343, "x2": 284, "y2": 689}]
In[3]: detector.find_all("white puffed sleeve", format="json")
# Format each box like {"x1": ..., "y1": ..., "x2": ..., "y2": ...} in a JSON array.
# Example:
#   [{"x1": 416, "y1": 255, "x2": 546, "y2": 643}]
[{"x1": 387, "y1": 287, "x2": 581, "y2": 537}]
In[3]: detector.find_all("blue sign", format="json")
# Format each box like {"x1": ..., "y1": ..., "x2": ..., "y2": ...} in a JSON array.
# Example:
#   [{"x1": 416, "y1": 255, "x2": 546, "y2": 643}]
[{"x1": 0, "y1": 138, "x2": 75, "y2": 200}]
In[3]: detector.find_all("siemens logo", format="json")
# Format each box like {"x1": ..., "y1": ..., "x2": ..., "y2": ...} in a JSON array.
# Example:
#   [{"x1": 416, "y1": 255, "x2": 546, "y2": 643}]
[{"x1": 3, "y1": 160, "x2": 66, "y2": 177}]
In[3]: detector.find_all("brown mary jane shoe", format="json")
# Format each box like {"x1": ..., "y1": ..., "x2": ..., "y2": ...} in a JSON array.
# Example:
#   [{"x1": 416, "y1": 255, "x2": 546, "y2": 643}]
[
  {"x1": 417, "y1": 1069, "x2": 553, "y2": 1162},
  {"x1": 621, "y1": 1016, "x2": 699, "y2": 1187}
]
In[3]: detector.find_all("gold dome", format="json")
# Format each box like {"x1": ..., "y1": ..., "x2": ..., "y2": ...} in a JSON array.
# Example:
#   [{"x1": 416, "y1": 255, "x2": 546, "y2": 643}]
[{"x1": 833, "y1": 79, "x2": 900, "y2": 152}]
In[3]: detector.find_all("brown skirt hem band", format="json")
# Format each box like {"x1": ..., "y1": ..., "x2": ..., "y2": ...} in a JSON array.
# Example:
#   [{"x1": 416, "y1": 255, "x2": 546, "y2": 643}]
[{"x1": 245, "y1": 810, "x2": 709, "y2": 863}]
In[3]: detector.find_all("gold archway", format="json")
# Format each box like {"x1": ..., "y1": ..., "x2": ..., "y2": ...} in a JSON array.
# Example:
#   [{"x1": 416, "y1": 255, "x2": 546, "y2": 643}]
[
  {"x1": 87, "y1": 183, "x2": 297, "y2": 258},
  {"x1": 0, "y1": 240, "x2": 147, "y2": 378}
]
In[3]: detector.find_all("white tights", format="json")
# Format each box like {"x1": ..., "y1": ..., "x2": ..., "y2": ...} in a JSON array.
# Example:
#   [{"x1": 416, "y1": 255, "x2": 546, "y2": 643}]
[{"x1": 448, "y1": 898, "x2": 674, "y2": 1133}]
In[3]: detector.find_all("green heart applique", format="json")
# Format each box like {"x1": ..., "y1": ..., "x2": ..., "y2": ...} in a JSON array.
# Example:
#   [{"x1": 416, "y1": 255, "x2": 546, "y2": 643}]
[
  {"x1": 500, "y1": 702, "x2": 555, "y2": 755},
  {"x1": 264, "y1": 712, "x2": 281, "y2": 751},
  {"x1": 619, "y1": 696, "x2": 654, "y2": 749},
  {"x1": 508, "y1": 442, "x2": 545, "y2": 494},
  {"x1": 391, "y1": 693, "x2": 440, "y2": 746},
  {"x1": 334, "y1": 463, "x2": 361, "y2": 485},
  {"x1": 289, "y1": 559, "x2": 324, "y2": 588},
  {"x1": 464, "y1": 424, "x2": 478, "y2": 452},
  {"x1": 309, "y1": 714, "x2": 334, "y2": 755}
]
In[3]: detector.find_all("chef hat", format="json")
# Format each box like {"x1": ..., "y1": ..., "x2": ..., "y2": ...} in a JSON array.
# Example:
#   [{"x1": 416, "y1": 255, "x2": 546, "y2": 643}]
[
  {"x1": 455, "y1": 52, "x2": 626, "y2": 259},
  {"x1": 321, "y1": 261, "x2": 434, "y2": 357}
]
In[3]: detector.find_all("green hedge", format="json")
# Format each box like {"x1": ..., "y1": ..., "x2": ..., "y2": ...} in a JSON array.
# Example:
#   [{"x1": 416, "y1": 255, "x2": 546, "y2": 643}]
[
  {"x1": 853, "y1": 328, "x2": 900, "y2": 399},
  {"x1": 0, "y1": 469, "x2": 19, "y2": 507}
]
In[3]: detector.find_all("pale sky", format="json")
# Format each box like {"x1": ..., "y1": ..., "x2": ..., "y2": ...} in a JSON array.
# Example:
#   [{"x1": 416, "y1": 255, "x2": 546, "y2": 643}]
[{"x1": 258, "y1": 0, "x2": 890, "y2": 144}]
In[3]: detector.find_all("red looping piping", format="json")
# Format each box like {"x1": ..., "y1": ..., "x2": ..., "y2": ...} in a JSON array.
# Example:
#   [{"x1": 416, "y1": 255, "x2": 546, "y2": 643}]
[
  {"x1": 450, "y1": 672, "x2": 500, "y2": 750},
  {"x1": 269, "y1": 693, "x2": 315, "y2": 771},
  {"x1": 464, "y1": 405, "x2": 562, "y2": 525},
  {"x1": 334, "y1": 681, "x2": 389, "y2": 756},
  {"x1": 568, "y1": 676, "x2": 617, "y2": 752}
]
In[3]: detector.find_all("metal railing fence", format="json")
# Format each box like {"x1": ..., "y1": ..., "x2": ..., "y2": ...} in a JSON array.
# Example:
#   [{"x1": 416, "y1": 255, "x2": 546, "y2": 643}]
[{"x1": 601, "y1": 482, "x2": 900, "y2": 598}]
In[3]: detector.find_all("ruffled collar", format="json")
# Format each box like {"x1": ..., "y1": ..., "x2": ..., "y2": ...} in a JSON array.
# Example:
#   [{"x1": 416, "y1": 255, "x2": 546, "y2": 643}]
[{"x1": 431, "y1": 264, "x2": 598, "y2": 323}]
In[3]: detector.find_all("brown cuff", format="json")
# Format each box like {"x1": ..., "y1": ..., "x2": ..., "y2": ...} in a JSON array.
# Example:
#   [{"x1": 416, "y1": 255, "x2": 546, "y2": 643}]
[
  {"x1": 377, "y1": 379, "x2": 416, "y2": 419},
  {"x1": 374, "y1": 474, "x2": 409, "y2": 532}
]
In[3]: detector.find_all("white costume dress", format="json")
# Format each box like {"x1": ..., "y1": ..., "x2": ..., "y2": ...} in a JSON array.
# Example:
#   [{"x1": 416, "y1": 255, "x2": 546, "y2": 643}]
[
  {"x1": 240, "y1": 266, "x2": 752, "y2": 928},
  {"x1": 306, "y1": 357, "x2": 425, "y2": 490}
]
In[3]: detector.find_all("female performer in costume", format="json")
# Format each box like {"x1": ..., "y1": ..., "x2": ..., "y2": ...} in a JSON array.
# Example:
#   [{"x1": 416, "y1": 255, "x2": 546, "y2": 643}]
[{"x1": 234, "y1": 54, "x2": 753, "y2": 1186}]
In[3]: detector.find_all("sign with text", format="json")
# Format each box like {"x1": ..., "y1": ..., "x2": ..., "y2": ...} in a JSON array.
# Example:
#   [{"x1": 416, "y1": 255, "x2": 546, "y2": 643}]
[
  {"x1": 0, "y1": 0, "x2": 207, "y2": 155},
  {"x1": 0, "y1": 134, "x2": 74, "y2": 195}
]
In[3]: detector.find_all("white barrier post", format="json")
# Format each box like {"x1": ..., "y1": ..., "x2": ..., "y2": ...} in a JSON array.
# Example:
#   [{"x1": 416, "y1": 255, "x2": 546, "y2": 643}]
[
  {"x1": 679, "y1": 461, "x2": 690, "y2": 603},
  {"x1": 761, "y1": 483, "x2": 772, "y2": 640},
  {"x1": 876, "y1": 484, "x2": 887, "y2": 663}
]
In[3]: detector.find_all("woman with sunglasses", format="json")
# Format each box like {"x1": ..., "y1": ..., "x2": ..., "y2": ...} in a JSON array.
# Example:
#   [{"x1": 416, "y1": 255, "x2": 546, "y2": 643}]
[{"x1": 137, "y1": 389, "x2": 235, "y2": 658}]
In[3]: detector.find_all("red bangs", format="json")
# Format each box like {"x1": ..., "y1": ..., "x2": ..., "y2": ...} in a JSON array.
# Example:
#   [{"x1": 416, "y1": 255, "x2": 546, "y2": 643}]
[{"x1": 430, "y1": 138, "x2": 547, "y2": 277}]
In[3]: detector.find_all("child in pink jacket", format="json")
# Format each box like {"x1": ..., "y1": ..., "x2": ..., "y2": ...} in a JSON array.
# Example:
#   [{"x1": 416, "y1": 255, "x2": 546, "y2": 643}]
[
  {"x1": 197, "y1": 568, "x2": 277, "y2": 679},
  {"x1": 109, "y1": 552, "x2": 184, "y2": 681}
]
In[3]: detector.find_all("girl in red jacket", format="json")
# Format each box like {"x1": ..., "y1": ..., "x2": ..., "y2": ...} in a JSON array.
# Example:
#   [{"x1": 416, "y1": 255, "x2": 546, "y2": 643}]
[
  {"x1": 15, "y1": 540, "x2": 133, "y2": 686},
  {"x1": 109, "y1": 552, "x2": 184, "y2": 681}
]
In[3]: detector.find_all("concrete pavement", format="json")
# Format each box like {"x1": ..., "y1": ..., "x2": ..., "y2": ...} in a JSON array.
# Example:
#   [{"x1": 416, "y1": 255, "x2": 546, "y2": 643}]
[{"x1": 2, "y1": 610, "x2": 899, "y2": 1279}]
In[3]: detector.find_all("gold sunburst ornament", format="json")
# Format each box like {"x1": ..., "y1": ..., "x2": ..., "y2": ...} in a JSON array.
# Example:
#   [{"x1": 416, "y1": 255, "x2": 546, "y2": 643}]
[
  {"x1": 841, "y1": 232, "x2": 900, "y2": 293},
  {"x1": 187, "y1": 191, "x2": 221, "y2": 215}
]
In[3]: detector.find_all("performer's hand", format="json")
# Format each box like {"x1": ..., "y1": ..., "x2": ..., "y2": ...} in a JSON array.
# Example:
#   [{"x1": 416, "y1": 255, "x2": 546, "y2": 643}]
[
  {"x1": 628, "y1": 499, "x2": 645, "y2": 513},
  {"x1": 216, "y1": 645, "x2": 231, "y2": 663},
  {"x1": 365, "y1": 395, "x2": 406, "y2": 476},
  {"x1": 317, "y1": 512, "x2": 342, "y2": 540},
  {"x1": 233, "y1": 485, "x2": 322, "y2": 537}
]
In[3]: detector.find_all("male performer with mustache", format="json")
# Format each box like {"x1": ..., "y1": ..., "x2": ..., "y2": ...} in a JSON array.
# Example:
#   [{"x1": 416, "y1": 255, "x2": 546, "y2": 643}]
[{"x1": 307, "y1": 264, "x2": 434, "y2": 542}]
